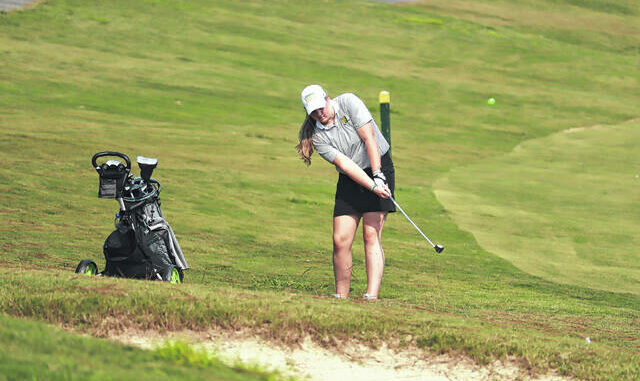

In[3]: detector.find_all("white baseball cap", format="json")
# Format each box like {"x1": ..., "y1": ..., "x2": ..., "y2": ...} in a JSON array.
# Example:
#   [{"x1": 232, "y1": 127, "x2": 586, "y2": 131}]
[{"x1": 301, "y1": 84, "x2": 327, "y2": 115}]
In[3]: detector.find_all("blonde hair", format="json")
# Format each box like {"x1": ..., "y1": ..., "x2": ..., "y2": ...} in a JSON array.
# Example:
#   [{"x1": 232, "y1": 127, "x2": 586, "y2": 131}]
[{"x1": 296, "y1": 114, "x2": 316, "y2": 166}]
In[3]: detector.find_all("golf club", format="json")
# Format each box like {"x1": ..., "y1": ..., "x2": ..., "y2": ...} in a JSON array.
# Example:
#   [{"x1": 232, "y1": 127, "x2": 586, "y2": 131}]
[{"x1": 389, "y1": 196, "x2": 444, "y2": 253}]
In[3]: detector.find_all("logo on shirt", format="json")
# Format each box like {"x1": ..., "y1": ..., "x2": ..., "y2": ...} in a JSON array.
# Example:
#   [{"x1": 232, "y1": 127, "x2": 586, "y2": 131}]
[{"x1": 341, "y1": 116, "x2": 349, "y2": 125}]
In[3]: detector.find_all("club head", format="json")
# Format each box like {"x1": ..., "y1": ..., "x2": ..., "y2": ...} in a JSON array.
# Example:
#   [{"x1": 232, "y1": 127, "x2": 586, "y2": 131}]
[{"x1": 434, "y1": 244, "x2": 444, "y2": 253}]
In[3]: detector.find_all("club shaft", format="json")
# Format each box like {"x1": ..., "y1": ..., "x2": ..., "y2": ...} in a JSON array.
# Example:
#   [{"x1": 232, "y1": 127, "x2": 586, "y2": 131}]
[{"x1": 389, "y1": 196, "x2": 436, "y2": 247}]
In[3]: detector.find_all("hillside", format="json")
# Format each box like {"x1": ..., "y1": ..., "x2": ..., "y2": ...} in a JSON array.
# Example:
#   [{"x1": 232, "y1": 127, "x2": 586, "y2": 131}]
[{"x1": 1, "y1": 0, "x2": 639, "y2": 380}]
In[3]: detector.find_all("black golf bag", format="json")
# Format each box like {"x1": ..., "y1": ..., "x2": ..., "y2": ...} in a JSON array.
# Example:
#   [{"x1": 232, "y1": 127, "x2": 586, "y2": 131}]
[{"x1": 75, "y1": 151, "x2": 188, "y2": 283}]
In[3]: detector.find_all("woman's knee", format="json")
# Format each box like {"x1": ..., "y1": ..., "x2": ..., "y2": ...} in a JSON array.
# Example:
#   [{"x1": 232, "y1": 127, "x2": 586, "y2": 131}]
[
  {"x1": 333, "y1": 214, "x2": 359, "y2": 251},
  {"x1": 362, "y1": 225, "x2": 381, "y2": 244},
  {"x1": 362, "y1": 212, "x2": 385, "y2": 244},
  {"x1": 333, "y1": 231, "x2": 354, "y2": 250}
]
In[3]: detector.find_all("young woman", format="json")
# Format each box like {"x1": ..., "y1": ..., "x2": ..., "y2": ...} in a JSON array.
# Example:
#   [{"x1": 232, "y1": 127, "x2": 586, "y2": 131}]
[{"x1": 296, "y1": 84, "x2": 395, "y2": 300}]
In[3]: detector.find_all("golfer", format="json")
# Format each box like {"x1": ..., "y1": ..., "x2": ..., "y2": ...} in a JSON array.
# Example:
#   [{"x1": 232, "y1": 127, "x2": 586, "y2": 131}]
[{"x1": 296, "y1": 84, "x2": 395, "y2": 300}]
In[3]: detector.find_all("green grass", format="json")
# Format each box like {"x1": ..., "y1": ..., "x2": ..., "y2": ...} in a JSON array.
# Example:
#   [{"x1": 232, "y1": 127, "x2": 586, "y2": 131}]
[
  {"x1": 0, "y1": 313, "x2": 290, "y2": 381},
  {"x1": 0, "y1": 0, "x2": 639, "y2": 380},
  {"x1": 435, "y1": 119, "x2": 640, "y2": 294},
  {"x1": 154, "y1": 340, "x2": 298, "y2": 381}
]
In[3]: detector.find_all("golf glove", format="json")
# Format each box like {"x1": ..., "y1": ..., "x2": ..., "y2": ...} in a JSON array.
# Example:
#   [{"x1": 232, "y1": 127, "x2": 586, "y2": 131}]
[{"x1": 373, "y1": 170, "x2": 387, "y2": 189}]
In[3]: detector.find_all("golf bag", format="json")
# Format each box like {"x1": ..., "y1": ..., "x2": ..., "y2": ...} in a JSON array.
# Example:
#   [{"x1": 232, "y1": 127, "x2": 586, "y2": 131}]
[{"x1": 75, "y1": 151, "x2": 188, "y2": 283}]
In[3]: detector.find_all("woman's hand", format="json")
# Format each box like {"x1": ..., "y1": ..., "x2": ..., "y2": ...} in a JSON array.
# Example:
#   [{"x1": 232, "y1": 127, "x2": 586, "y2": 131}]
[
  {"x1": 373, "y1": 183, "x2": 391, "y2": 199},
  {"x1": 334, "y1": 153, "x2": 390, "y2": 198},
  {"x1": 372, "y1": 170, "x2": 391, "y2": 199}
]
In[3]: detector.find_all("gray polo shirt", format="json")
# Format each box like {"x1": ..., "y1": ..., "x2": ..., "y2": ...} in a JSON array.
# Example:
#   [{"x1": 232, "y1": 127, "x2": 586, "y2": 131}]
[{"x1": 312, "y1": 93, "x2": 390, "y2": 172}]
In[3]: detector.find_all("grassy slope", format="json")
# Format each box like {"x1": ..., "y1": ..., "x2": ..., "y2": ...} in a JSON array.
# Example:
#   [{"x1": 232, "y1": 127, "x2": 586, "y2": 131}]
[
  {"x1": 435, "y1": 119, "x2": 640, "y2": 294},
  {"x1": 0, "y1": 314, "x2": 289, "y2": 381},
  {"x1": 0, "y1": 0, "x2": 639, "y2": 380}
]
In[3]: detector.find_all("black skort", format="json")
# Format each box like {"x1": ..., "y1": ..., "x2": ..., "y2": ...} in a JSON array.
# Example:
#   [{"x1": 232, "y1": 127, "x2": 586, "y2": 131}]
[{"x1": 333, "y1": 152, "x2": 396, "y2": 217}]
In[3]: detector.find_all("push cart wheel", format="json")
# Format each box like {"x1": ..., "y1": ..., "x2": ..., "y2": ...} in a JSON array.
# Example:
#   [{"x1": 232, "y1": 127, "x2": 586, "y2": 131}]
[
  {"x1": 75, "y1": 260, "x2": 99, "y2": 276},
  {"x1": 162, "y1": 266, "x2": 182, "y2": 284}
]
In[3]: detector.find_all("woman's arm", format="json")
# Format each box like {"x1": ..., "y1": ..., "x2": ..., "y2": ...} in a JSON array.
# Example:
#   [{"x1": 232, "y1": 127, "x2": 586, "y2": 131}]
[
  {"x1": 356, "y1": 121, "x2": 390, "y2": 196},
  {"x1": 356, "y1": 121, "x2": 382, "y2": 173},
  {"x1": 333, "y1": 153, "x2": 391, "y2": 199}
]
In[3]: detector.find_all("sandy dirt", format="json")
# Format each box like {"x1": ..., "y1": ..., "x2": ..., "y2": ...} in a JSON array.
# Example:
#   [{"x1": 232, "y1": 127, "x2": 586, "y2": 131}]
[
  {"x1": 112, "y1": 328, "x2": 569, "y2": 381},
  {"x1": 0, "y1": 0, "x2": 38, "y2": 12}
]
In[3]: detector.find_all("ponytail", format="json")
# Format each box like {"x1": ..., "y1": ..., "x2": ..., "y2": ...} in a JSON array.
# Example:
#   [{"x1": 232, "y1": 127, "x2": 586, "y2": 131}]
[{"x1": 296, "y1": 114, "x2": 316, "y2": 166}]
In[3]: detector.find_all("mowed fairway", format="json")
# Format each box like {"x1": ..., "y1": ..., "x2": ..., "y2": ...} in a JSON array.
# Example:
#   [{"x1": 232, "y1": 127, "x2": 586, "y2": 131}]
[
  {"x1": 435, "y1": 119, "x2": 640, "y2": 294},
  {"x1": 1, "y1": 0, "x2": 639, "y2": 380}
]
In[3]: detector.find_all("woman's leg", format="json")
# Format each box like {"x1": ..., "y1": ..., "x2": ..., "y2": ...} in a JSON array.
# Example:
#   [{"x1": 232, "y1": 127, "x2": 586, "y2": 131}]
[
  {"x1": 362, "y1": 211, "x2": 387, "y2": 298},
  {"x1": 333, "y1": 214, "x2": 360, "y2": 297}
]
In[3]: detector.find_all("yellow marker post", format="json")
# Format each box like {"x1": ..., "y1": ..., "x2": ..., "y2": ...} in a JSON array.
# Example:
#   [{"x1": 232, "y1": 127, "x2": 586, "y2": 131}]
[{"x1": 379, "y1": 91, "x2": 391, "y2": 158}]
